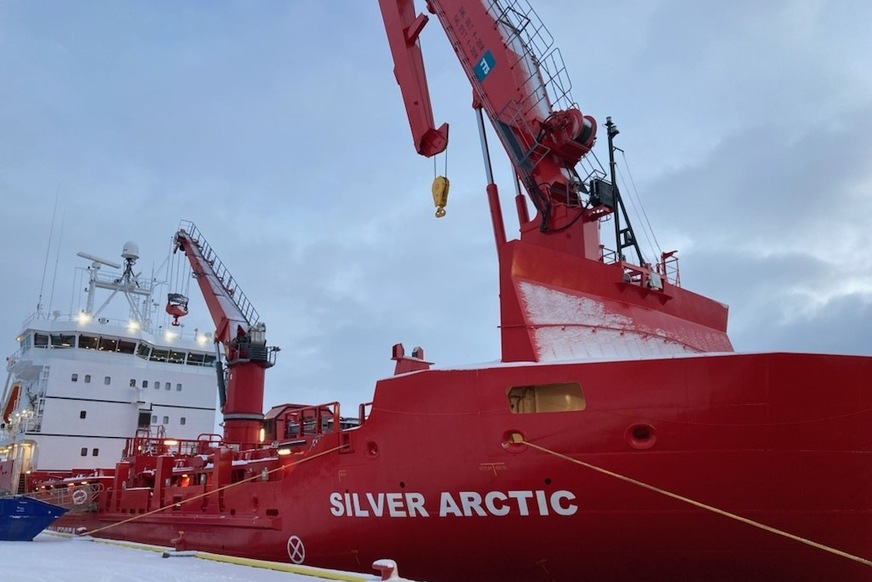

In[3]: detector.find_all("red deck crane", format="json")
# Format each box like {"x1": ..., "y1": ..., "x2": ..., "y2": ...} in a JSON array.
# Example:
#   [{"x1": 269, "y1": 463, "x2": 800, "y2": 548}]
[
  {"x1": 379, "y1": 0, "x2": 598, "y2": 235},
  {"x1": 169, "y1": 220, "x2": 277, "y2": 445},
  {"x1": 380, "y1": 0, "x2": 732, "y2": 361}
]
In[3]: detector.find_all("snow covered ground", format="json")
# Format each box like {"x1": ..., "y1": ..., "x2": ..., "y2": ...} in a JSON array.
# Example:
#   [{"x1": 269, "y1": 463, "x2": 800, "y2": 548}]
[{"x1": 0, "y1": 532, "x2": 402, "y2": 582}]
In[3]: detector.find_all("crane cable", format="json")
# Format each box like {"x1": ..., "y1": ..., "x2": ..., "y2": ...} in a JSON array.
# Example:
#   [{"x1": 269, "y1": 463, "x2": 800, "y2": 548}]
[
  {"x1": 78, "y1": 443, "x2": 347, "y2": 538},
  {"x1": 507, "y1": 433, "x2": 872, "y2": 568},
  {"x1": 617, "y1": 149, "x2": 661, "y2": 262}
]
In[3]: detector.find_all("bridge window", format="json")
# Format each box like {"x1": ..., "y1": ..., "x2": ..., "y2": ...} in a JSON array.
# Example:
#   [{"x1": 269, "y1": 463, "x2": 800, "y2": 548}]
[
  {"x1": 117, "y1": 340, "x2": 136, "y2": 354},
  {"x1": 79, "y1": 335, "x2": 99, "y2": 350},
  {"x1": 99, "y1": 337, "x2": 118, "y2": 352},
  {"x1": 168, "y1": 350, "x2": 186, "y2": 364},
  {"x1": 150, "y1": 349, "x2": 168, "y2": 363},
  {"x1": 34, "y1": 333, "x2": 49, "y2": 348},
  {"x1": 507, "y1": 382, "x2": 586, "y2": 414},
  {"x1": 51, "y1": 334, "x2": 75, "y2": 347},
  {"x1": 136, "y1": 343, "x2": 151, "y2": 359}
]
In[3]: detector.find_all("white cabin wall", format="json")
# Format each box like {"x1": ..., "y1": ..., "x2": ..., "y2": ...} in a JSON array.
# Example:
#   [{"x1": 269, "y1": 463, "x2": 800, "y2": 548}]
[{"x1": 32, "y1": 434, "x2": 128, "y2": 472}]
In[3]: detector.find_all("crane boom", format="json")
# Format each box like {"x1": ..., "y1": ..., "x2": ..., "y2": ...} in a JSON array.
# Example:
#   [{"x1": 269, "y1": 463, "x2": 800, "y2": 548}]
[
  {"x1": 171, "y1": 220, "x2": 276, "y2": 445},
  {"x1": 379, "y1": 2, "x2": 450, "y2": 157},
  {"x1": 379, "y1": 0, "x2": 597, "y2": 233}
]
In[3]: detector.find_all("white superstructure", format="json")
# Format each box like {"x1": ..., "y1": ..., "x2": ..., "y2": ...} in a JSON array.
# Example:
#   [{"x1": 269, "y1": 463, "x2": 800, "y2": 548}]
[{"x1": 0, "y1": 241, "x2": 218, "y2": 492}]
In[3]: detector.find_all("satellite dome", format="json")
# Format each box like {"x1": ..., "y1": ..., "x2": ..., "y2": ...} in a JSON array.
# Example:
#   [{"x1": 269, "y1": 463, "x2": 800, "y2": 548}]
[{"x1": 122, "y1": 241, "x2": 140, "y2": 261}]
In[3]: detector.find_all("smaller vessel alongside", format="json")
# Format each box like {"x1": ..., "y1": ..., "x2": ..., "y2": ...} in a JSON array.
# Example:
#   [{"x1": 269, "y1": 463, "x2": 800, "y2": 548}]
[{"x1": 0, "y1": 495, "x2": 68, "y2": 541}]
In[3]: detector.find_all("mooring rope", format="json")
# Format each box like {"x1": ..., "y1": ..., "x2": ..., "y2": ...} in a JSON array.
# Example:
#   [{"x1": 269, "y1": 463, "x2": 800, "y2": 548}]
[
  {"x1": 510, "y1": 433, "x2": 872, "y2": 568},
  {"x1": 82, "y1": 444, "x2": 345, "y2": 537}
]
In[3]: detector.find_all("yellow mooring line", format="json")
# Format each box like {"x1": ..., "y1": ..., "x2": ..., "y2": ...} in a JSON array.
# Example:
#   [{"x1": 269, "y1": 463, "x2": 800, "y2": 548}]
[
  {"x1": 46, "y1": 531, "x2": 367, "y2": 581},
  {"x1": 511, "y1": 433, "x2": 872, "y2": 568},
  {"x1": 192, "y1": 551, "x2": 368, "y2": 582}
]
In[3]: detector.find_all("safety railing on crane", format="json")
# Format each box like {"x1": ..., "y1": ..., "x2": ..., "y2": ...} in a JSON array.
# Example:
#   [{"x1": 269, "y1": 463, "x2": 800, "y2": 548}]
[
  {"x1": 485, "y1": 0, "x2": 576, "y2": 169},
  {"x1": 176, "y1": 220, "x2": 261, "y2": 326}
]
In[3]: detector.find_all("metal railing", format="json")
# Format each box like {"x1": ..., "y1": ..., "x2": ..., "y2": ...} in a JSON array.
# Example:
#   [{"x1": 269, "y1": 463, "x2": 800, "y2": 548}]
[{"x1": 176, "y1": 220, "x2": 260, "y2": 327}]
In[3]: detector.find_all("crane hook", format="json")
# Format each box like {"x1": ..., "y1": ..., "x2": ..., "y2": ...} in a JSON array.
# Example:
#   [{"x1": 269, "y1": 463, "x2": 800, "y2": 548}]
[{"x1": 431, "y1": 175, "x2": 449, "y2": 218}]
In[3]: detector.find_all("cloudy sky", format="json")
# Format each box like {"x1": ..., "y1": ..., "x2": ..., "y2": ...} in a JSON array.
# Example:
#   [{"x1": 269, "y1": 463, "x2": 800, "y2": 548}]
[{"x1": 2, "y1": 0, "x2": 871, "y2": 413}]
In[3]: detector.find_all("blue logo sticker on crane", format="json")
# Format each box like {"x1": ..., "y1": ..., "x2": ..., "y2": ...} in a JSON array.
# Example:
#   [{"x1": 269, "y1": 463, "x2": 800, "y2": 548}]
[{"x1": 474, "y1": 50, "x2": 496, "y2": 82}]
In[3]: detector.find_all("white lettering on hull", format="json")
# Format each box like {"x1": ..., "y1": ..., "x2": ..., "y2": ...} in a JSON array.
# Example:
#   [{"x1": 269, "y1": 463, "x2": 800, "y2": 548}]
[{"x1": 329, "y1": 490, "x2": 577, "y2": 518}]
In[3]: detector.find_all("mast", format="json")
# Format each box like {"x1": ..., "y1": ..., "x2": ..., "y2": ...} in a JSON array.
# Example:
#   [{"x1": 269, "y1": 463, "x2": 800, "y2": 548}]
[{"x1": 605, "y1": 117, "x2": 644, "y2": 265}]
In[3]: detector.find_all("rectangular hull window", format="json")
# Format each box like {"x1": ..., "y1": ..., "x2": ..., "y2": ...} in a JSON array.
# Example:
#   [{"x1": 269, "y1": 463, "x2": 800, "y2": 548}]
[{"x1": 507, "y1": 382, "x2": 585, "y2": 414}]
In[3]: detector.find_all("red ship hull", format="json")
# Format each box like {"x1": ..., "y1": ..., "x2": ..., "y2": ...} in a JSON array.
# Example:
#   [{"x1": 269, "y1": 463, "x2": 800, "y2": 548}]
[{"x1": 50, "y1": 351, "x2": 871, "y2": 581}]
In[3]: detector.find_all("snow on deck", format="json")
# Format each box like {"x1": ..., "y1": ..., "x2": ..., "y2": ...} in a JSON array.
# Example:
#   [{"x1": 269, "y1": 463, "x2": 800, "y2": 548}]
[{"x1": 518, "y1": 281, "x2": 702, "y2": 360}]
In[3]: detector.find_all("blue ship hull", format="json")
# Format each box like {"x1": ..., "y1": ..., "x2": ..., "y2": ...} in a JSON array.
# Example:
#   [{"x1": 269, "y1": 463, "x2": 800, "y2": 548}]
[{"x1": 0, "y1": 496, "x2": 68, "y2": 541}]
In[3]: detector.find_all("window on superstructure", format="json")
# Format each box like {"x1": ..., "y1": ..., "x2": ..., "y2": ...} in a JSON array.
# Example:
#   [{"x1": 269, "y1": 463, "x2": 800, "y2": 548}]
[
  {"x1": 117, "y1": 340, "x2": 136, "y2": 354},
  {"x1": 71, "y1": 374, "x2": 78, "y2": 382},
  {"x1": 165, "y1": 383, "x2": 171, "y2": 391},
  {"x1": 154, "y1": 381, "x2": 161, "y2": 390},
  {"x1": 92, "y1": 448, "x2": 99, "y2": 456},
  {"x1": 150, "y1": 349, "x2": 168, "y2": 363},
  {"x1": 79, "y1": 335, "x2": 99, "y2": 350},
  {"x1": 51, "y1": 334, "x2": 75, "y2": 348},
  {"x1": 507, "y1": 382, "x2": 586, "y2": 414},
  {"x1": 104, "y1": 376, "x2": 111, "y2": 386},
  {"x1": 142, "y1": 380, "x2": 148, "y2": 388},
  {"x1": 162, "y1": 416, "x2": 169, "y2": 424},
  {"x1": 129, "y1": 379, "x2": 136, "y2": 388},
  {"x1": 169, "y1": 350, "x2": 186, "y2": 364},
  {"x1": 34, "y1": 333, "x2": 49, "y2": 348},
  {"x1": 151, "y1": 414, "x2": 157, "y2": 424},
  {"x1": 79, "y1": 410, "x2": 87, "y2": 419},
  {"x1": 80, "y1": 448, "x2": 87, "y2": 456},
  {"x1": 136, "y1": 343, "x2": 151, "y2": 360},
  {"x1": 180, "y1": 417, "x2": 186, "y2": 426},
  {"x1": 84, "y1": 375, "x2": 91, "y2": 383},
  {"x1": 176, "y1": 383, "x2": 182, "y2": 391},
  {"x1": 99, "y1": 337, "x2": 118, "y2": 352}
]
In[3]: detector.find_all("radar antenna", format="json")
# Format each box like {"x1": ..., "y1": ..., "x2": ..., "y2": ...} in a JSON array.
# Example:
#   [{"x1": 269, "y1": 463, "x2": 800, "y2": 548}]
[{"x1": 76, "y1": 252, "x2": 122, "y2": 269}]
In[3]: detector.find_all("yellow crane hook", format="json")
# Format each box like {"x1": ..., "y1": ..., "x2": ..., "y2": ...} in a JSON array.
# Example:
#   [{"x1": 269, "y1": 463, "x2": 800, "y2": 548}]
[{"x1": 431, "y1": 175, "x2": 449, "y2": 218}]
